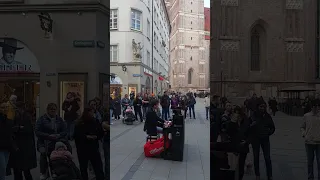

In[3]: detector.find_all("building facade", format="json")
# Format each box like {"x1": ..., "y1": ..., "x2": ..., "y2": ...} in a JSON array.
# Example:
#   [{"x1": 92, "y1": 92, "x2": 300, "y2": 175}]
[
  {"x1": 0, "y1": 1, "x2": 109, "y2": 118},
  {"x1": 166, "y1": 0, "x2": 209, "y2": 92},
  {"x1": 110, "y1": 0, "x2": 170, "y2": 97},
  {"x1": 211, "y1": 0, "x2": 319, "y2": 100}
]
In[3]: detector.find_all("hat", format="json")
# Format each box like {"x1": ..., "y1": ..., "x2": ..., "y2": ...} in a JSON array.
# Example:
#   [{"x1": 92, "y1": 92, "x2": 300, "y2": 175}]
[
  {"x1": 0, "y1": 38, "x2": 24, "y2": 52},
  {"x1": 55, "y1": 141, "x2": 67, "y2": 150}
]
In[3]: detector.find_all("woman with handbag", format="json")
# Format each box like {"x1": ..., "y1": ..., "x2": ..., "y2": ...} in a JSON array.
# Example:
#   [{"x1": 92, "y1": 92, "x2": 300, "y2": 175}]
[{"x1": 226, "y1": 105, "x2": 252, "y2": 180}]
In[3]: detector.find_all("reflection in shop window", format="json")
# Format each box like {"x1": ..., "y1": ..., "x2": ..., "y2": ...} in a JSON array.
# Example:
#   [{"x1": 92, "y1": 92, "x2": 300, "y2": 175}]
[{"x1": 60, "y1": 81, "x2": 84, "y2": 119}]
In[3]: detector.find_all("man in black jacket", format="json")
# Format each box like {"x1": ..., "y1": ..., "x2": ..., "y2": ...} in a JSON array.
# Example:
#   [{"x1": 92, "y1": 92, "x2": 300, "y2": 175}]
[
  {"x1": 144, "y1": 100, "x2": 165, "y2": 135},
  {"x1": 160, "y1": 91, "x2": 170, "y2": 121},
  {"x1": 250, "y1": 100, "x2": 275, "y2": 180}
]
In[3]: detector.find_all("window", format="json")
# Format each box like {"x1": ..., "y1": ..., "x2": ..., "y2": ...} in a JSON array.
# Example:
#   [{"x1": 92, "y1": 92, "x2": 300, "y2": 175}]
[
  {"x1": 131, "y1": 9, "x2": 142, "y2": 31},
  {"x1": 110, "y1": 9, "x2": 118, "y2": 29},
  {"x1": 147, "y1": 51, "x2": 151, "y2": 67},
  {"x1": 147, "y1": 19, "x2": 150, "y2": 39},
  {"x1": 110, "y1": 45, "x2": 118, "y2": 62},
  {"x1": 188, "y1": 68, "x2": 193, "y2": 84},
  {"x1": 251, "y1": 25, "x2": 263, "y2": 71},
  {"x1": 199, "y1": 64, "x2": 204, "y2": 73}
]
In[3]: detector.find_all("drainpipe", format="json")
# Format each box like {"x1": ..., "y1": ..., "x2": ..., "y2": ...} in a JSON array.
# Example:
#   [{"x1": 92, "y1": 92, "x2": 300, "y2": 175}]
[{"x1": 151, "y1": 0, "x2": 154, "y2": 94}]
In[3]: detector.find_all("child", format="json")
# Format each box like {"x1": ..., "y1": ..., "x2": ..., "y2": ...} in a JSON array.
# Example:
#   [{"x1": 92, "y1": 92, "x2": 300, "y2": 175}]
[{"x1": 50, "y1": 142, "x2": 72, "y2": 161}]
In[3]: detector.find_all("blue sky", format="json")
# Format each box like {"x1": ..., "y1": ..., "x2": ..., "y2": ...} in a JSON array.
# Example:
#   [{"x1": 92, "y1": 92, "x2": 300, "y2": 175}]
[{"x1": 204, "y1": 0, "x2": 210, "y2": 7}]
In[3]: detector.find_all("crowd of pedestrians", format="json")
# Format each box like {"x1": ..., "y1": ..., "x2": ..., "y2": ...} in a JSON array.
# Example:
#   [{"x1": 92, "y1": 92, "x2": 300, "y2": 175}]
[
  {"x1": 0, "y1": 94, "x2": 110, "y2": 180},
  {"x1": 109, "y1": 91, "x2": 200, "y2": 124},
  {"x1": 211, "y1": 93, "x2": 275, "y2": 180}
]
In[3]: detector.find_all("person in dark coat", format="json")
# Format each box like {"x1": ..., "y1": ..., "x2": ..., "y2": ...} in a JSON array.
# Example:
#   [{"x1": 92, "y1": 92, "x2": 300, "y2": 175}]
[
  {"x1": 101, "y1": 121, "x2": 110, "y2": 178},
  {"x1": 62, "y1": 92, "x2": 80, "y2": 140},
  {"x1": 8, "y1": 102, "x2": 37, "y2": 180},
  {"x1": 144, "y1": 100, "x2": 165, "y2": 135},
  {"x1": 133, "y1": 95, "x2": 143, "y2": 122},
  {"x1": 35, "y1": 103, "x2": 69, "y2": 180},
  {"x1": 113, "y1": 94, "x2": 121, "y2": 120},
  {"x1": 74, "y1": 107, "x2": 104, "y2": 180},
  {"x1": 0, "y1": 102, "x2": 17, "y2": 180},
  {"x1": 226, "y1": 106, "x2": 252, "y2": 180},
  {"x1": 249, "y1": 100, "x2": 275, "y2": 180},
  {"x1": 268, "y1": 97, "x2": 278, "y2": 116}
]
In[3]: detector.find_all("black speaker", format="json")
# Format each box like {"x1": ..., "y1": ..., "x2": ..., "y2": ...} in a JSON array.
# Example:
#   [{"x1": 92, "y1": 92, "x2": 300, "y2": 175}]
[
  {"x1": 173, "y1": 114, "x2": 184, "y2": 126},
  {"x1": 170, "y1": 126, "x2": 184, "y2": 161}
]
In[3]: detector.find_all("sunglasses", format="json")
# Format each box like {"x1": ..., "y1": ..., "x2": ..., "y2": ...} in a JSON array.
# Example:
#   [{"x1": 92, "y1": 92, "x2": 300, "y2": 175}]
[{"x1": 50, "y1": 108, "x2": 57, "y2": 111}]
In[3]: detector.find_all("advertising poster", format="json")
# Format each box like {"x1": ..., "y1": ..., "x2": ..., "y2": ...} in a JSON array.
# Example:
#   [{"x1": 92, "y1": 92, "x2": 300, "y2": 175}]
[{"x1": 60, "y1": 81, "x2": 84, "y2": 118}]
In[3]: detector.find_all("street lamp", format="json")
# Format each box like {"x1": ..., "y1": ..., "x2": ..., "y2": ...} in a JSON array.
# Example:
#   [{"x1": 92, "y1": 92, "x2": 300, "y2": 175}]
[{"x1": 122, "y1": 65, "x2": 127, "y2": 72}]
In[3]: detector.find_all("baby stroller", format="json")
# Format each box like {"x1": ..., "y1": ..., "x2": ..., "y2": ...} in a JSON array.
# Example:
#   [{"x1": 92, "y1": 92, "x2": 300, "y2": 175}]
[
  {"x1": 122, "y1": 106, "x2": 136, "y2": 125},
  {"x1": 45, "y1": 141, "x2": 81, "y2": 180}
]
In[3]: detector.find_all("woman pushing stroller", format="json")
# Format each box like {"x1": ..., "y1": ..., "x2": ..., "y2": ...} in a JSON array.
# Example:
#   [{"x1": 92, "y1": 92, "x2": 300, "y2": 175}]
[{"x1": 35, "y1": 103, "x2": 72, "y2": 180}]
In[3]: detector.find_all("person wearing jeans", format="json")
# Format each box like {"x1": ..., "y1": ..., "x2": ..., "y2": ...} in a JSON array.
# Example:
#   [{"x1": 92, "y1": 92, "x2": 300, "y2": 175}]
[
  {"x1": 160, "y1": 92, "x2": 170, "y2": 121},
  {"x1": 301, "y1": 100, "x2": 320, "y2": 180},
  {"x1": 204, "y1": 94, "x2": 210, "y2": 120},
  {"x1": 188, "y1": 95, "x2": 196, "y2": 119},
  {"x1": 250, "y1": 100, "x2": 275, "y2": 180}
]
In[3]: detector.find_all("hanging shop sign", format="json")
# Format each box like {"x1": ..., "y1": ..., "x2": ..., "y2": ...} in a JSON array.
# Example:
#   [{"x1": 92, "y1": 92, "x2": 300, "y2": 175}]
[
  {"x1": 143, "y1": 68, "x2": 153, "y2": 77},
  {"x1": 158, "y1": 76, "x2": 164, "y2": 81}
]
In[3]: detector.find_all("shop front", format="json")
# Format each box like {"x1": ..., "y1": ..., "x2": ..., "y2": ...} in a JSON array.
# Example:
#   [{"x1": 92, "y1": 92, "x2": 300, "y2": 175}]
[
  {"x1": 0, "y1": 9, "x2": 109, "y2": 116},
  {"x1": 143, "y1": 68, "x2": 153, "y2": 94},
  {"x1": 110, "y1": 76, "x2": 123, "y2": 99}
]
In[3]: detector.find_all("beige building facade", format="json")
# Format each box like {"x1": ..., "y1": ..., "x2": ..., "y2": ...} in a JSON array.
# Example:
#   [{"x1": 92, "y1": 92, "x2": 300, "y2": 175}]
[
  {"x1": 0, "y1": 1, "x2": 109, "y2": 118},
  {"x1": 211, "y1": 0, "x2": 319, "y2": 100},
  {"x1": 166, "y1": 0, "x2": 209, "y2": 92}
]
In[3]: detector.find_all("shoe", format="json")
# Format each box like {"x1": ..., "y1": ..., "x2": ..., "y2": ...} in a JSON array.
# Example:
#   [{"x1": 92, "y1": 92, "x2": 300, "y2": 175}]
[
  {"x1": 267, "y1": 177, "x2": 273, "y2": 180},
  {"x1": 256, "y1": 176, "x2": 260, "y2": 180},
  {"x1": 40, "y1": 174, "x2": 47, "y2": 180}
]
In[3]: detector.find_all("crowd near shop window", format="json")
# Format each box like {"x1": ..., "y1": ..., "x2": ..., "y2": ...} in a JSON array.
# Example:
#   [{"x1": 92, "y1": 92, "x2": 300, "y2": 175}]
[
  {"x1": 188, "y1": 68, "x2": 193, "y2": 84},
  {"x1": 110, "y1": 45, "x2": 118, "y2": 62},
  {"x1": 110, "y1": 9, "x2": 118, "y2": 29},
  {"x1": 147, "y1": 51, "x2": 151, "y2": 67},
  {"x1": 131, "y1": 9, "x2": 142, "y2": 31},
  {"x1": 251, "y1": 27, "x2": 261, "y2": 71},
  {"x1": 147, "y1": 19, "x2": 150, "y2": 39}
]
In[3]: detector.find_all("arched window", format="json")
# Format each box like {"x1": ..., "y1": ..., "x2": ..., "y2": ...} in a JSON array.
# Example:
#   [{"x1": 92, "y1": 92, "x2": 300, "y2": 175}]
[
  {"x1": 250, "y1": 24, "x2": 265, "y2": 71},
  {"x1": 188, "y1": 68, "x2": 193, "y2": 84}
]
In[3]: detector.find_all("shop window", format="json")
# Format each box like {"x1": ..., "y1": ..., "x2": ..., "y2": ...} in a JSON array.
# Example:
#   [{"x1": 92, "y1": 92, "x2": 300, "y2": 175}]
[{"x1": 59, "y1": 73, "x2": 87, "y2": 119}]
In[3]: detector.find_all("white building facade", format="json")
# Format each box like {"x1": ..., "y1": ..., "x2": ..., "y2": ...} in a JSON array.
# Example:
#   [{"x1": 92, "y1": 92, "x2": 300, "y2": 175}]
[{"x1": 110, "y1": 0, "x2": 171, "y2": 97}]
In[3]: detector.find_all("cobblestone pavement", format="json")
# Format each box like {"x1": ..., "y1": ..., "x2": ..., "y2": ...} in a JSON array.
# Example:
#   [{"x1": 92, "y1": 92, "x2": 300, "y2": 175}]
[
  {"x1": 244, "y1": 112, "x2": 308, "y2": 180},
  {"x1": 110, "y1": 98, "x2": 210, "y2": 180}
]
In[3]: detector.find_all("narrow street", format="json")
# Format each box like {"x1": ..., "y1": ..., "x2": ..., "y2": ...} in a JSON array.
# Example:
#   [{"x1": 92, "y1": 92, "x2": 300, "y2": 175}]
[{"x1": 110, "y1": 98, "x2": 210, "y2": 180}]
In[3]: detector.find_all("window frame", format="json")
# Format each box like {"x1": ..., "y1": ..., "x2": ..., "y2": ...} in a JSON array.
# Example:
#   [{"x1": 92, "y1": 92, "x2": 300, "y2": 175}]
[
  {"x1": 110, "y1": 9, "x2": 118, "y2": 30},
  {"x1": 110, "y1": 44, "x2": 119, "y2": 62},
  {"x1": 131, "y1": 9, "x2": 142, "y2": 31}
]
